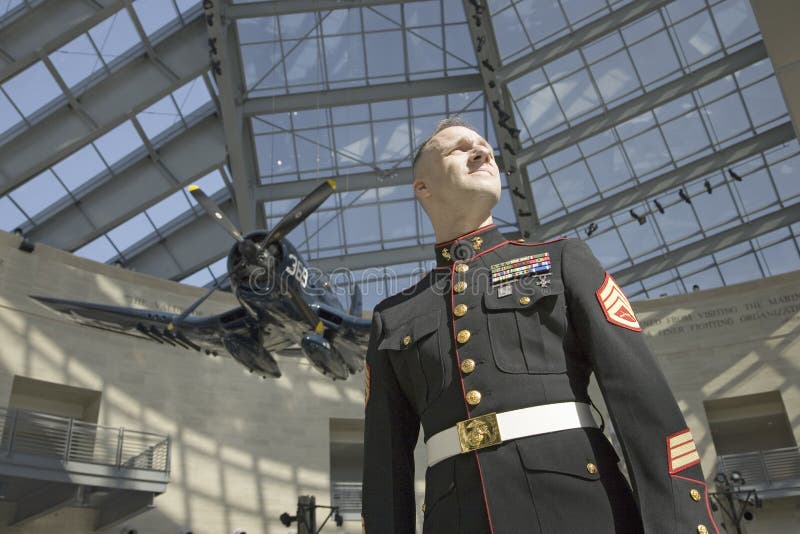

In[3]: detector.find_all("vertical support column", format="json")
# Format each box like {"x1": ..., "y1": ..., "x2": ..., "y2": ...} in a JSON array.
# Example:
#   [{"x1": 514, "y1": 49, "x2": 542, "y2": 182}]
[
  {"x1": 205, "y1": 0, "x2": 265, "y2": 233},
  {"x1": 750, "y1": 0, "x2": 800, "y2": 140},
  {"x1": 461, "y1": 0, "x2": 538, "y2": 239}
]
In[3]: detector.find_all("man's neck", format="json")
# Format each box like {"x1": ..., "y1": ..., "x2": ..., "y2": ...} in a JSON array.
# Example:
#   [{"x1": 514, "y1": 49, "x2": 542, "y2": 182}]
[{"x1": 433, "y1": 215, "x2": 494, "y2": 244}]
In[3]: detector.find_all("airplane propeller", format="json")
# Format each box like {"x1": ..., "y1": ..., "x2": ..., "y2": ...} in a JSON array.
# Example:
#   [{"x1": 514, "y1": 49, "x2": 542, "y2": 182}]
[
  {"x1": 185, "y1": 180, "x2": 338, "y2": 335},
  {"x1": 265, "y1": 179, "x2": 336, "y2": 245}
]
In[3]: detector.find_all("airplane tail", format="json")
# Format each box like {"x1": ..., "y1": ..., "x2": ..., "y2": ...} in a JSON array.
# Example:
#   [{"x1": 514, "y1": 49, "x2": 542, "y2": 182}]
[{"x1": 349, "y1": 283, "x2": 363, "y2": 318}]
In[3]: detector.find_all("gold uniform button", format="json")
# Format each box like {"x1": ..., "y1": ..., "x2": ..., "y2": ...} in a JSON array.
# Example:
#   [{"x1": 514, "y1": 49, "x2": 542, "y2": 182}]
[
  {"x1": 455, "y1": 263, "x2": 469, "y2": 273},
  {"x1": 402, "y1": 335, "x2": 411, "y2": 346},
  {"x1": 460, "y1": 359, "x2": 476, "y2": 374},
  {"x1": 690, "y1": 489, "x2": 702, "y2": 502},
  {"x1": 466, "y1": 390, "x2": 481, "y2": 405},
  {"x1": 586, "y1": 463, "x2": 598, "y2": 475},
  {"x1": 454, "y1": 280, "x2": 467, "y2": 293},
  {"x1": 457, "y1": 329, "x2": 471, "y2": 344},
  {"x1": 697, "y1": 525, "x2": 708, "y2": 534},
  {"x1": 454, "y1": 303, "x2": 468, "y2": 317},
  {"x1": 519, "y1": 296, "x2": 531, "y2": 305}
]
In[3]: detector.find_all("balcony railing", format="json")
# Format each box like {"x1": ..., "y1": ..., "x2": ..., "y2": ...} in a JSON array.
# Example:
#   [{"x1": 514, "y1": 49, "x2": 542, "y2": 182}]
[
  {"x1": 717, "y1": 446, "x2": 800, "y2": 498},
  {"x1": 0, "y1": 406, "x2": 170, "y2": 473},
  {"x1": 332, "y1": 481, "x2": 362, "y2": 519}
]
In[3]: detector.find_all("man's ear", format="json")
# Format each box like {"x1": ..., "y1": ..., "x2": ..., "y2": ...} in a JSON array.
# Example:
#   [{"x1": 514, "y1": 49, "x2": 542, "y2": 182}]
[{"x1": 413, "y1": 178, "x2": 431, "y2": 200}]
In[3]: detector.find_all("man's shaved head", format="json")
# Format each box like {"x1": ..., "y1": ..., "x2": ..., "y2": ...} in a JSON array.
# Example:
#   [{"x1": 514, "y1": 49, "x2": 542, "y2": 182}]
[{"x1": 412, "y1": 116, "x2": 479, "y2": 178}]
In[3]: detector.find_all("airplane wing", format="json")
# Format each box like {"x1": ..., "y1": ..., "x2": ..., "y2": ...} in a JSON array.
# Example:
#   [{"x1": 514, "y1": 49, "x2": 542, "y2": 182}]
[
  {"x1": 30, "y1": 295, "x2": 283, "y2": 378},
  {"x1": 30, "y1": 295, "x2": 227, "y2": 353}
]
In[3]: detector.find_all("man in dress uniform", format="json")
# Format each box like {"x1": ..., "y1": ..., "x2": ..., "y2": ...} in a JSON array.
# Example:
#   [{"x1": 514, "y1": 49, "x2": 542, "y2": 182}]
[{"x1": 362, "y1": 117, "x2": 719, "y2": 534}]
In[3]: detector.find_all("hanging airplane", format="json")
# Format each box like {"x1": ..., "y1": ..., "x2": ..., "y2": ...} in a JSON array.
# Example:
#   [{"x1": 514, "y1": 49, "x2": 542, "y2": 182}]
[{"x1": 31, "y1": 180, "x2": 371, "y2": 381}]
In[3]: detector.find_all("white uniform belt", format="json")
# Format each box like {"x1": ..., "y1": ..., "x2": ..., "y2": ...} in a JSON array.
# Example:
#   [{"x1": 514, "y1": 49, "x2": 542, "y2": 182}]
[{"x1": 425, "y1": 401, "x2": 597, "y2": 467}]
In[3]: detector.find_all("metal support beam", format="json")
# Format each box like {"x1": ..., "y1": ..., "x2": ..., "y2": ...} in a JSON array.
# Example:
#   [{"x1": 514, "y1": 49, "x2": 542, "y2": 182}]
[
  {"x1": 242, "y1": 74, "x2": 482, "y2": 116},
  {"x1": 463, "y1": 0, "x2": 537, "y2": 237},
  {"x1": 497, "y1": 0, "x2": 671, "y2": 83},
  {"x1": 613, "y1": 202, "x2": 800, "y2": 286},
  {"x1": 516, "y1": 41, "x2": 769, "y2": 167},
  {"x1": 0, "y1": 14, "x2": 209, "y2": 197},
  {"x1": 160, "y1": 122, "x2": 794, "y2": 276},
  {"x1": 0, "y1": 0, "x2": 125, "y2": 84},
  {"x1": 228, "y1": 0, "x2": 428, "y2": 19},
  {"x1": 536, "y1": 122, "x2": 796, "y2": 240},
  {"x1": 26, "y1": 110, "x2": 225, "y2": 251},
  {"x1": 11, "y1": 483, "x2": 76, "y2": 526},
  {"x1": 94, "y1": 491, "x2": 155, "y2": 531},
  {"x1": 255, "y1": 167, "x2": 413, "y2": 202},
  {"x1": 206, "y1": 0, "x2": 262, "y2": 232}
]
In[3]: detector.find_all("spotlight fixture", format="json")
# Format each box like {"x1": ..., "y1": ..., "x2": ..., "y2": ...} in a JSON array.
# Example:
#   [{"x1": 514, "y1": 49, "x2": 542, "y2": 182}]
[
  {"x1": 13, "y1": 228, "x2": 35, "y2": 253},
  {"x1": 629, "y1": 209, "x2": 646, "y2": 225},
  {"x1": 728, "y1": 168, "x2": 743, "y2": 182},
  {"x1": 730, "y1": 471, "x2": 744, "y2": 484},
  {"x1": 279, "y1": 512, "x2": 295, "y2": 527},
  {"x1": 654, "y1": 199, "x2": 665, "y2": 214},
  {"x1": 704, "y1": 180, "x2": 712, "y2": 194},
  {"x1": 678, "y1": 188, "x2": 691, "y2": 204},
  {"x1": 585, "y1": 222, "x2": 598, "y2": 237}
]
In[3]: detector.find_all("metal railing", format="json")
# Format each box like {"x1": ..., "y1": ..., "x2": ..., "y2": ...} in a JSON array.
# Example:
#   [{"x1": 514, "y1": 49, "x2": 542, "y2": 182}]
[
  {"x1": 717, "y1": 446, "x2": 800, "y2": 493},
  {"x1": 332, "y1": 481, "x2": 362, "y2": 516},
  {"x1": 0, "y1": 406, "x2": 170, "y2": 472}
]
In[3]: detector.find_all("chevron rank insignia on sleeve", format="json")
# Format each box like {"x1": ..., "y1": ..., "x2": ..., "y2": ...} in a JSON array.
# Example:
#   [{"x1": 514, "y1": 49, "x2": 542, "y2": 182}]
[{"x1": 595, "y1": 272, "x2": 642, "y2": 332}]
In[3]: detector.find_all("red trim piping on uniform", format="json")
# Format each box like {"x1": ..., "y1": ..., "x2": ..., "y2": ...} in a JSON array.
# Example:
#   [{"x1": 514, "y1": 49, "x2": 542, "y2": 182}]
[
  {"x1": 435, "y1": 224, "x2": 497, "y2": 247},
  {"x1": 671, "y1": 474, "x2": 721, "y2": 534},
  {"x1": 449, "y1": 263, "x2": 495, "y2": 534}
]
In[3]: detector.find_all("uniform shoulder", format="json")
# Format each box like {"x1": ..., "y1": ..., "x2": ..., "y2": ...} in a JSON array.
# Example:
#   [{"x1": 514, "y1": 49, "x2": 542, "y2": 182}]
[
  {"x1": 373, "y1": 269, "x2": 436, "y2": 316},
  {"x1": 508, "y1": 235, "x2": 571, "y2": 251}
]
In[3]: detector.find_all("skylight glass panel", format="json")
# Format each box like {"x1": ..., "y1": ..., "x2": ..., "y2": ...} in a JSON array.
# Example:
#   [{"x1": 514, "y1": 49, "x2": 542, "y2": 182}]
[
  {"x1": 712, "y1": 0, "x2": 760, "y2": 50},
  {"x1": 106, "y1": 212, "x2": 155, "y2": 252},
  {"x1": 186, "y1": 168, "x2": 226, "y2": 204},
  {"x1": 137, "y1": 94, "x2": 182, "y2": 140},
  {"x1": 52, "y1": 144, "x2": 108, "y2": 192},
  {"x1": 88, "y1": 10, "x2": 141, "y2": 68},
  {"x1": 172, "y1": 76, "x2": 212, "y2": 118},
  {"x1": 74, "y1": 235, "x2": 118, "y2": 263},
  {"x1": 1, "y1": 61, "x2": 62, "y2": 119},
  {"x1": 132, "y1": 0, "x2": 180, "y2": 37},
  {"x1": 175, "y1": 0, "x2": 200, "y2": 17},
  {"x1": 8, "y1": 170, "x2": 67, "y2": 219},
  {"x1": 146, "y1": 189, "x2": 193, "y2": 228},
  {"x1": 180, "y1": 266, "x2": 214, "y2": 288},
  {"x1": 93, "y1": 120, "x2": 144, "y2": 167},
  {"x1": 0, "y1": 196, "x2": 26, "y2": 232},
  {"x1": 0, "y1": 88, "x2": 23, "y2": 136},
  {"x1": 0, "y1": 0, "x2": 24, "y2": 18},
  {"x1": 49, "y1": 34, "x2": 104, "y2": 90}
]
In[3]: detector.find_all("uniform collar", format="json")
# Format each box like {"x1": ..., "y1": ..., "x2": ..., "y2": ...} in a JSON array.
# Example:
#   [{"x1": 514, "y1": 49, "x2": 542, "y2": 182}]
[{"x1": 434, "y1": 224, "x2": 505, "y2": 267}]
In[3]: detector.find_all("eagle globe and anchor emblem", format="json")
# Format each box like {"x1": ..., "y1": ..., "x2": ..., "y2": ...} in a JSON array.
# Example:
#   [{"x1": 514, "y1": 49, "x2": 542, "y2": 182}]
[{"x1": 457, "y1": 413, "x2": 501, "y2": 452}]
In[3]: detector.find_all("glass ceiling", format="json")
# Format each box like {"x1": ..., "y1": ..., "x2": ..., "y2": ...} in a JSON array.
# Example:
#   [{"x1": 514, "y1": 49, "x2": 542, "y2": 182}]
[{"x1": 0, "y1": 0, "x2": 798, "y2": 313}]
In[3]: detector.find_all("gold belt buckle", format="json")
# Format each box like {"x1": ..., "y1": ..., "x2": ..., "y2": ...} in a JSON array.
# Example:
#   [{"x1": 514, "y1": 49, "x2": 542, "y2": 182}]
[{"x1": 457, "y1": 412, "x2": 501, "y2": 453}]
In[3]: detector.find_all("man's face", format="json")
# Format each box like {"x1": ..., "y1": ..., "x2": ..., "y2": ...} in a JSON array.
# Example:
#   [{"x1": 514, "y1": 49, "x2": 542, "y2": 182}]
[{"x1": 414, "y1": 126, "x2": 501, "y2": 210}]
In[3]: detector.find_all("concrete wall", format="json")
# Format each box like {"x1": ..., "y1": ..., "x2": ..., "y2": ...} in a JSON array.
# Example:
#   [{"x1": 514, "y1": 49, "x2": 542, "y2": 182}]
[{"x1": 0, "y1": 230, "x2": 798, "y2": 532}]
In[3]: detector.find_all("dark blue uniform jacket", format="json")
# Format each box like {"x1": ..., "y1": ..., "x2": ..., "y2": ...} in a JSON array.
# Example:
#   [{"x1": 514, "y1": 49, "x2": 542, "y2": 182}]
[{"x1": 363, "y1": 224, "x2": 719, "y2": 534}]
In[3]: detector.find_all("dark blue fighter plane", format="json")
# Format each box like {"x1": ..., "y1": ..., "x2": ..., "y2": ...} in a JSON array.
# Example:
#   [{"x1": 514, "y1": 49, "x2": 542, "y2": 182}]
[{"x1": 31, "y1": 181, "x2": 371, "y2": 381}]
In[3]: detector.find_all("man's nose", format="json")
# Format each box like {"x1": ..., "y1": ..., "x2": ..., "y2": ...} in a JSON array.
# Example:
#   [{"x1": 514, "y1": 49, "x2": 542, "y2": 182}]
[{"x1": 472, "y1": 145, "x2": 491, "y2": 162}]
